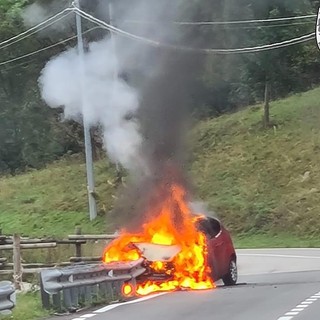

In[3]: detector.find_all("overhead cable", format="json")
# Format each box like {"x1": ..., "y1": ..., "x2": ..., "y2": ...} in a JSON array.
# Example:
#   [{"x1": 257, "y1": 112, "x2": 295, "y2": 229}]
[
  {"x1": 73, "y1": 7, "x2": 315, "y2": 54},
  {"x1": 0, "y1": 8, "x2": 74, "y2": 49},
  {"x1": 123, "y1": 14, "x2": 317, "y2": 26},
  {"x1": 0, "y1": 27, "x2": 101, "y2": 67}
]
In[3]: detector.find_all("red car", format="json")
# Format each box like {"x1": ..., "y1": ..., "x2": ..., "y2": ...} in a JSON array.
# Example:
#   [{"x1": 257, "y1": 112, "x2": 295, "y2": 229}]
[
  {"x1": 195, "y1": 215, "x2": 237, "y2": 285},
  {"x1": 104, "y1": 215, "x2": 237, "y2": 296}
]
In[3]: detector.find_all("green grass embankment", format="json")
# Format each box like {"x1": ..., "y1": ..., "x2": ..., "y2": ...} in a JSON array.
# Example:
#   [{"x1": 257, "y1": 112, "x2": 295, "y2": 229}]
[{"x1": 1, "y1": 88, "x2": 320, "y2": 246}]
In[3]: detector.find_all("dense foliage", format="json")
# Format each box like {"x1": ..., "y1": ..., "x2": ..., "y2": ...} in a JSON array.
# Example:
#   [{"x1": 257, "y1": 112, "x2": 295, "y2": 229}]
[{"x1": 0, "y1": 0, "x2": 319, "y2": 173}]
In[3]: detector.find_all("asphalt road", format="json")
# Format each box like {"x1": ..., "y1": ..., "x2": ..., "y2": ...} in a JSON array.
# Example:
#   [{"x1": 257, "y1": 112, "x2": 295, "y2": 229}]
[{"x1": 51, "y1": 249, "x2": 320, "y2": 320}]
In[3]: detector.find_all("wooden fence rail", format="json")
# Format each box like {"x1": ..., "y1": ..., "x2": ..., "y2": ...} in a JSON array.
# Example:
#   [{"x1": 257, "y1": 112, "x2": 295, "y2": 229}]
[{"x1": 0, "y1": 228, "x2": 117, "y2": 290}]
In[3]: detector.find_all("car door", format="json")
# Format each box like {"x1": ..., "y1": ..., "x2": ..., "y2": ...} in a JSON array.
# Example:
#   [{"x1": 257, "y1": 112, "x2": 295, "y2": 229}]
[
  {"x1": 206, "y1": 235, "x2": 220, "y2": 281},
  {"x1": 207, "y1": 218, "x2": 228, "y2": 279},
  {"x1": 216, "y1": 230, "x2": 233, "y2": 277},
  {"x1": 208, "y1": 231, "x2": 225, "y2": 279}
]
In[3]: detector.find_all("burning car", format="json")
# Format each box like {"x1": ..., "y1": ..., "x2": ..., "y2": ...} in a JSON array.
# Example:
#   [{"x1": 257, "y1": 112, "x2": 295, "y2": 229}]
[{"x1": 102, "y1": 182, "x2": 237, "y2": 297}]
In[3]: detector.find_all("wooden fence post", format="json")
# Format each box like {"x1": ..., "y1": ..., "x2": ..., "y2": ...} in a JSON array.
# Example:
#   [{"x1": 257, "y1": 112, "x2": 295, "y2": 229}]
[
  {"x1": 13, "y1": 234, "x2": 22, "y2": 290},
  {"x1": 75, "y1": 227, "x2": 82, "y2": 258}
]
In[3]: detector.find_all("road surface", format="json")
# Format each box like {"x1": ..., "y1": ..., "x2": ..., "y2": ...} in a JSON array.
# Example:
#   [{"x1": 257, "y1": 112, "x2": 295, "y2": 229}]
[{"x1": 49, "y1": 249, "x2": 320, "y2": 320}]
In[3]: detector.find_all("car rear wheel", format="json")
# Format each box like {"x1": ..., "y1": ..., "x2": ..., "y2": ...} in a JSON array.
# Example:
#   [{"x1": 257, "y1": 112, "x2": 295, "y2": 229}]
[{"x1": 222, "y1": 259, "x2": 237, "y2": 286}]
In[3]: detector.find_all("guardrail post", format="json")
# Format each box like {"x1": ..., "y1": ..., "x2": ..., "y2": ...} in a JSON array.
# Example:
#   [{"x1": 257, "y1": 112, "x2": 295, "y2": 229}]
[
  {"x1": 70, "y1": 288, "x2": 79, "y2": 308},
  {"x1": 63, "y1": 288, "x2": 72, "y2": 310},
  {"x1": 13, "y1": 234, "x2": 22, "y2": 290},
  {"x1": 52, "y1": 292, "x2": 61, "y2": 311},
  {"x1": 75, "y1": 227, "x2": 82, "y2": 258},
  {"x1": 40, "y1": 277, "x2": 50, "y2": 310}
]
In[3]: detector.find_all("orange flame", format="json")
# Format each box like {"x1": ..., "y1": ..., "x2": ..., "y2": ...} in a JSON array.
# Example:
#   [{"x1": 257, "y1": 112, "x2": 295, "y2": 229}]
[{"x1": 103, "y1": 183, "x2": 215, "y2": 295}]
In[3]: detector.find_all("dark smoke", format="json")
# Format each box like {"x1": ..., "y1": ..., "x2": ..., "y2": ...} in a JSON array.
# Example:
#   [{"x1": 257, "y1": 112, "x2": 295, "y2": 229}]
[
  {"x1": 27, "y1": 0, "x2": 205, "y2": 229},
  {"x1": 110, "y1": 49, "x2": 204, "y2": 231}
]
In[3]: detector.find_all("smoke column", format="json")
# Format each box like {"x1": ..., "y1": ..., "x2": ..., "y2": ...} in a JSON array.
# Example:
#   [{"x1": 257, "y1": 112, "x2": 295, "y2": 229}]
[
  {"x1": 39, "y1": 39, "x2": 143, "y2": 171},
  {"x1": 33, "y1": 0, "x2": 204, "y2": 228}
]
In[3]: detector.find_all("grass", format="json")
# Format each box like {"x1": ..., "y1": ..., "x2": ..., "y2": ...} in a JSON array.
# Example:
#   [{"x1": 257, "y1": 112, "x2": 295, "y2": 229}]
[
  {"x1": 0, "y1": 156, "x2": 117, "y2": 237},
  {"x1": 1, "y1": 293, "x2": 49, "y2": 320},
  {"x1": 0, "y1": 88, "x2": 320, "y2": 242},
  {"x1": 191, "y1": 87, "x2": 320, "y2": 238}
]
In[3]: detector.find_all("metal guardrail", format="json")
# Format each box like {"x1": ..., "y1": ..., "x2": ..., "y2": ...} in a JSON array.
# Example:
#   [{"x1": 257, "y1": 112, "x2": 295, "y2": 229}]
[
  {"x1": 40, "y1": 259, "x2": 146, "y2": 312},
  {"x1": 0, "y1": 281, "x2": 16, "y2": 315}
]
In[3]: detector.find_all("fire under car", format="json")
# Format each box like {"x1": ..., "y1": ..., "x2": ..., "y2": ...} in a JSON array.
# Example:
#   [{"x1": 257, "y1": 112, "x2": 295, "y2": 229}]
[{"x1": 102, "y1": 215, "x2": 237, "y2": 297}]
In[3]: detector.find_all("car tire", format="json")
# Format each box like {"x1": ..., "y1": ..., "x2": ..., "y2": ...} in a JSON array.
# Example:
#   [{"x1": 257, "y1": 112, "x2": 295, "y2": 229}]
[{"x1": 222, "y1": 259, "x2": 237, "y2": 286}]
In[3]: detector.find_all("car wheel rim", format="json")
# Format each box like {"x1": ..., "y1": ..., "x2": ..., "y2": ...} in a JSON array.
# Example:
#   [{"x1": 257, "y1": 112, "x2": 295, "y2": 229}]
[{"x1": 230, "y1": 260, "x2": 237, "y2": 282}]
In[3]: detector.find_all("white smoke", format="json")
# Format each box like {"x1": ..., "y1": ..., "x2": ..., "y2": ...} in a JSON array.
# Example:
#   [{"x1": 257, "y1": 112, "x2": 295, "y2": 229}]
[
  {"x1": 36, "y1": 0, "x2": 183, "y2": 173},
  {"x1": 39, "y1": 38, "x2": 143, "y2": 171},
  {"x1": 189, "y1": 201, "x2": 219, "y2": 219},
  {"x1": 22, "y1": 2, "x2": 49, "y2": 27},
  {"x1": 22, "y1": 1, "x2": 74, "y2": 34}
]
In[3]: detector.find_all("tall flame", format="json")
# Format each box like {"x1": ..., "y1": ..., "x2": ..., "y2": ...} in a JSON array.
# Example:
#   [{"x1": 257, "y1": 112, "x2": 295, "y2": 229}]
[{"x1": 103, "y1": 183, "x2": 215, "y2": 295}]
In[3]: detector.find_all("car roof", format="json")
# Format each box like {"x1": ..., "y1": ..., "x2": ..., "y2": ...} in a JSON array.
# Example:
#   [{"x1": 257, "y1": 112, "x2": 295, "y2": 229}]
[{"x1": 193, "y1": 214, "x2": 221, "y2": 224}]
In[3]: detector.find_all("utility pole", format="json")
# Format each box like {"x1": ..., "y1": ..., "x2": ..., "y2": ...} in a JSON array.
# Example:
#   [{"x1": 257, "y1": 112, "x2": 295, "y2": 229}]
[
  {"x1": 263, "y1": 79, "x2": 270, "y2": 128},
  {"x1": 74, "y1": 0, "x2": 97, "y2": 220}
]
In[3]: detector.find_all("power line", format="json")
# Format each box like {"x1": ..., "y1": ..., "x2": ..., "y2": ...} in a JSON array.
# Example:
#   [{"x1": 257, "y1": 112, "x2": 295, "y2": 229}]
[
  {"x1": 0, "y1": 27, "x2": 101, "y2": 67},
  {"x1": 196, "y1": 21, "x2": 315, "y2": 30},
  {"x1": 223, "y1": 21, "x2": 315, "y2": 29},
  {"x1": 0, "y1": 8, "x2": 74, "y2": 50},
  {"x1": 123, "y1": 14, "x2": 317, "y2": 26},
  {"x1": 73, "y1": 7, "x2": 315, "y2": 55},
  {"x1": 0, "y1": 6, "x2": 315, "y2": 66},
  {"x1": 123, "y1": 20, "x2": 315, "y2": 30},
  {"x1": 0, "y1": 5, "x2": 315, "y2": 52},
  {"x1": 0, "y1": 11, "x2": 74, "y2": 50}
]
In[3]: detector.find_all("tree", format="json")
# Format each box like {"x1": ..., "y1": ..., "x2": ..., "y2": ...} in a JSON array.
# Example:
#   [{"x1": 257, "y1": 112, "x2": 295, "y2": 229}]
[{"x1": 0, "y1": 0, "x2": 90, "y2": 173}]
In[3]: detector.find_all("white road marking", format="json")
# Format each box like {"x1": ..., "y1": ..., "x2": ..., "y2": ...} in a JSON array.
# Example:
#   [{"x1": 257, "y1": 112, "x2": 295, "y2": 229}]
[
  {"x1": 238, "y1": 248, "x2": 320, "y2": 251},
  {"x1": 277, "y1": 290, "x2": 320, "y2": 320},
  {"x1": 72, "y1": 315, "x2": 97, "y2": 320},
  {"x1": 94, "y1": 292, "x2": 168, "y2": 314},
  {"x1": 285, "y1": 312, "x2": 299, "y2": 316},
  {"x1": 238, "y1": 253, "x2": 320, "y2": 259}
]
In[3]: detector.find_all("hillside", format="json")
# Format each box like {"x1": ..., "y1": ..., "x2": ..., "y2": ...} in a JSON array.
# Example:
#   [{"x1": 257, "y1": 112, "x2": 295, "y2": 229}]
[
  {"x1": 192, "y1": 87, "x2": 320, "y2": 238},
  {"x1": 1, "y1": 88, "x2": 320, "y2": 243}
]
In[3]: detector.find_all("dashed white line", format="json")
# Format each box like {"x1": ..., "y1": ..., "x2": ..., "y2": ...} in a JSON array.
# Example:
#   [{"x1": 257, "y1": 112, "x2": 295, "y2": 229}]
[
  {"x1": 72, "y1": 314, "x2": 97, "y2": 320},
  {"x1": 277, "y1": 291, "x2": 320, "y2": 320},
  {"x1": 71, "y1": 292, "x2": 168, "y2": 319},
  {"x1": 94, "y1": 292, "x2": 168, "y2": 313}
]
